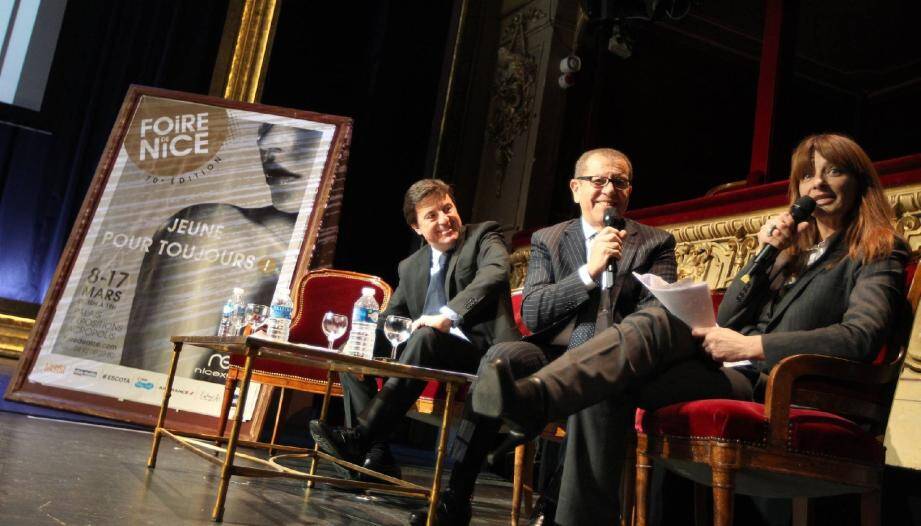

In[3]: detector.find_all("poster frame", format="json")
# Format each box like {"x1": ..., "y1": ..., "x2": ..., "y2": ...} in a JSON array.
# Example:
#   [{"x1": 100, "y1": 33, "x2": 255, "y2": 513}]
[{"x1": 4, "y1": 85, "x2": 352, "y2": 440}]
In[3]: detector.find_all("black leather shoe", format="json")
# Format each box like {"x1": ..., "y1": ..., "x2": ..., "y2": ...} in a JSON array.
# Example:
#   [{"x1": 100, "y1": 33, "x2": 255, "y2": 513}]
[
  {"x1": 472, "y1": 358, "x2": 549, "y2": 463},
  {"x1": 357, "y1": 442, "x2": 402, "y2": 482},
  {"x1": 408, "y1": 489, "x2": 472, "y2": 526},
  {"x1": 528, "y1": 494, "x2": 558, "y2": 526},
  {"x1": 308, "y1": 420, "x2": 369, "y2": 477}
]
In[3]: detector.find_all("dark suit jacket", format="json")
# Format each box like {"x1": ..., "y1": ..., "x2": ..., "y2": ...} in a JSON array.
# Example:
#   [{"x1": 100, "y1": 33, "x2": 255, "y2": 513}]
[
  {"x1": 522, "y1": 217, "x2": 677, "y2": 343},
  {"x1": 719, "y1": 233, "x2": 909, "y2": 371},
  {"x1": 376, "y1": 221, "x2": 520, "y2": 353}
]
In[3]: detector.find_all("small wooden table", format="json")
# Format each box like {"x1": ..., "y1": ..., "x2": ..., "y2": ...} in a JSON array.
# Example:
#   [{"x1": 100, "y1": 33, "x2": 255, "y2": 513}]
[{"x1": 146, "y1": 335, "x2": 475, "y2": 523}]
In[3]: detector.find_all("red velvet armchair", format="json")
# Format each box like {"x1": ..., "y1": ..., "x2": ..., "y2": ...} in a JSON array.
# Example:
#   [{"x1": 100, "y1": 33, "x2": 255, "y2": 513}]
[
  {"x1": 217, "y1": 269, "x2": 392, "y2": 447},
  {"x1": 633, "y1": 262, "x2": 921, "y2": 526}
]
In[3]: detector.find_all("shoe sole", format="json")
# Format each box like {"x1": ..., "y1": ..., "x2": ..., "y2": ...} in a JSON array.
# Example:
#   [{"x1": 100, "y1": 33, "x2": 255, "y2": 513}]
[{"x1": 308, "y1": 421, "x2": 356, "y2": 478}]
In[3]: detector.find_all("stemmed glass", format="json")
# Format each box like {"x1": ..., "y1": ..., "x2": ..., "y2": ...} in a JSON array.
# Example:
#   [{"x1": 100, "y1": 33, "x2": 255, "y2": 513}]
[
  {"x1": 243, "y1": 303, "x2": 270, "y2": 335},
  {"x1": 321, "y1": 312, "x2": 349, "y2": 352},
  {"x1": 383, "y1": 315, "x2": 413, "y2": 360}
]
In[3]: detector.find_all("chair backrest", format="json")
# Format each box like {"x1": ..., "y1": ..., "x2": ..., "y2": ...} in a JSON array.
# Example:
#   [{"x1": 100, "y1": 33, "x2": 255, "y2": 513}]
[
  {"x1": 288, "y1": 269, "x2": 393, "y2": 347},
  {"x1": 790, "y1": 258, "x2": 921, "y2": 433},
  {"x1": 510, "y1": 287, "x2": 531, "y2": 336}
]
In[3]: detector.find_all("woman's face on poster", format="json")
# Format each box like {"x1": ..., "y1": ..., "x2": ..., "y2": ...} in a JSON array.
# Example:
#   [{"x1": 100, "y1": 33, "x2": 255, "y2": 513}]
[{"x1": 257, "y1": 124, "x2": 316, "y2": 213}]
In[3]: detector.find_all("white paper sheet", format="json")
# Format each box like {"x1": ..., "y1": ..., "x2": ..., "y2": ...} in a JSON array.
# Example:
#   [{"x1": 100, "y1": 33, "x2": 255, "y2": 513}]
[{"x1": 633, "y1": 272, "x2": 751, "y2": 367}]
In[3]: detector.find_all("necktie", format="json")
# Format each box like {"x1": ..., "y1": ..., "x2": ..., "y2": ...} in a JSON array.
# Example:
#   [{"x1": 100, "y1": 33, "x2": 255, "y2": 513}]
[
  {"x1": 422, "y1": 252, "x2": 449, "y2": 315},
  {"x1": 569, "y1": 232, "x2": 599, "y2": 349}
]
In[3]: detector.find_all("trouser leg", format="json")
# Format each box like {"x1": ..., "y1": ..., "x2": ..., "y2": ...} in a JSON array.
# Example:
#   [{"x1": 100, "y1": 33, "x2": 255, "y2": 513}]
[
  {"x1": 556, "y1": 399, "x2": 634, "y2": 526},
  {"x1": 360, "y1": 327, "x2": 482, "y2": 441},
  {"x1": 447, "y1": 341, "x2": 558, "y2": 499},
  {"x1": 339, "y1": 371, "x2": 378, "y2": 428},
  {"x1": 534, "y1": 306, "x2": 699, "y2": 419}
]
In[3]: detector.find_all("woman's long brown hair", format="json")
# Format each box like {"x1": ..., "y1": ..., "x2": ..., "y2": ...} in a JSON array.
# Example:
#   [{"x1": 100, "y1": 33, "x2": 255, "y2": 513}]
[{"x1": 786, "y1": 133, "x2": 896, "y2": 265}]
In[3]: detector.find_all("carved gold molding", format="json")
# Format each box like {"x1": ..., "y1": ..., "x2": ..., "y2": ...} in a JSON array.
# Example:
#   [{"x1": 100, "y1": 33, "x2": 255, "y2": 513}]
[
  {"x1": 212, "y1": 0, "x2": 281, "y2": 103},
  {"x1": 509, "y1": 183, "x2": 921, "y2": 291},
  {"x1": 486, "y1": 7, "x2": 544, "y2": 197},
  {"x1": 0, "y1": 314, "x2": 33, "y2": 357},
  {"x1": 665, "y1": 183, "x2": 921, "y2": 291}
]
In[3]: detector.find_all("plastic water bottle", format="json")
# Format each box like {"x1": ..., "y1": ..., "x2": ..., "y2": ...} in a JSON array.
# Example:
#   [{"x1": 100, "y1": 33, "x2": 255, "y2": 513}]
[
  {"x1": 343, "y1": 287, "x2": 379, "y2": 359},
  {"x1": 266, "y1": 291, "x2": 294, "y2": 341},
  {"x1": 217, "y1": 287, "x2": 245, "y2": 336}
]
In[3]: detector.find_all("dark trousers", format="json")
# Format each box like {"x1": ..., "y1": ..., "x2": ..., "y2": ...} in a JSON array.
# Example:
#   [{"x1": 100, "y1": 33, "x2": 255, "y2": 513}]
[
  {"x1": 445, "y1": 340, "x2": 564, "y2": 499},
  {"x1": 339, "y1": 327, "x2": 484, "y2": 438},
  {"x1": 531, "y1": 307, "x2": 754, "y2": 526}
]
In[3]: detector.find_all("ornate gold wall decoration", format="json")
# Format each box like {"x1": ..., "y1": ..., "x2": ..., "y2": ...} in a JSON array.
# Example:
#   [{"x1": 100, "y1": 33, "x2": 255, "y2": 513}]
[
  {"x1": 0, "y1": 314, "x2": 33, "y2": 357},
  {"x1": 510, "y1": 246, "x2": 531, "y2": 289},
  {"x1": 509, "y1": 183, "x2": 921, "y2": 291},
  {"x1": 486, "y1": 8, "x2": 544, "y2": 197}
]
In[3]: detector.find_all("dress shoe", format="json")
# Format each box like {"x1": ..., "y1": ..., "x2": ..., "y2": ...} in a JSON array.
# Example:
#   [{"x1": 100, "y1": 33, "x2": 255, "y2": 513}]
[
  {"x1": 528, "y1": 494, "x2": 558, "y2": 526},
  {"x1": 408, "y1": 489, "x2": 472, "y2": 526},
  {"x1": 308, "y1": 420, "x2": 369, "y2": 477},
  {"x1": 471, "y1": 358, "x2": 549, "y2": 462},
  {"x1": 356, "y1": 441, "x2": 402, "y2": 482}
]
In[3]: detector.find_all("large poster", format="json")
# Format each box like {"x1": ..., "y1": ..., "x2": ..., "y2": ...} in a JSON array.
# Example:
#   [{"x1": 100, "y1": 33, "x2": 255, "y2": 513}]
[{"x1": 6, "y1": 87, "x2": 351, "y2": 434}]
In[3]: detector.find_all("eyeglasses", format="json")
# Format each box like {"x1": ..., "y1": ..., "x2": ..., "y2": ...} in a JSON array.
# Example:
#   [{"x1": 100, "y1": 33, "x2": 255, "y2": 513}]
[{"x1": 575, "y1": 175, "x2": 631, "y2": 190}]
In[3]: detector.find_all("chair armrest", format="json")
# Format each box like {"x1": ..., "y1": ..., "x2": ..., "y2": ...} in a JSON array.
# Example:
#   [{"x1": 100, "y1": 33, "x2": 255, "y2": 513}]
[{"x1": 763, "y1": 352, "x2": 902, "y2": 448}]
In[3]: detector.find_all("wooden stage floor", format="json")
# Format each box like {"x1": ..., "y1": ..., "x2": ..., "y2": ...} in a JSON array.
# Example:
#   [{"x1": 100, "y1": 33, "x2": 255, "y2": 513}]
[{"x1": 0, "y1": 410, "x2": 516, "y2": 525}]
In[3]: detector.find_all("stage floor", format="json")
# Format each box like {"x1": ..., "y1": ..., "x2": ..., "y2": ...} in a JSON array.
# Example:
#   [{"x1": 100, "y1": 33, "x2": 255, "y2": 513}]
[{"x1": 0, "y1": 408, "x2": 517, "y2": 525}]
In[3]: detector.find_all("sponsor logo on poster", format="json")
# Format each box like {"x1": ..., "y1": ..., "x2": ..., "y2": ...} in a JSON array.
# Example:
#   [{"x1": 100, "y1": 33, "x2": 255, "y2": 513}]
[
  {"x1": 194, "y1": 352, "x2": 230, "y2": 379},
  {"x1": 134, "y1": 379, "x2": 155, "y2": 390},
  {"x1": 41, "y1": 363, "x2": 66, "y2": 375},
  {"x1": 101, "y1": 373, "x2": 130, "y2": 384},
  {"x1": 73, "y1": 367, "x2": 98, "y2": 378},
  {"x1": 199, "y1": 391, "x2": 222, "y2": 403}
]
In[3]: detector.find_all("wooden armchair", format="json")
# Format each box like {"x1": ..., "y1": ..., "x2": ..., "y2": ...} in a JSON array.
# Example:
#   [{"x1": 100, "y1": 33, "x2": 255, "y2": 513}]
[
  {"x1": 216, "y1": 269, "x2": 392, "y2": 447},
  {"x1": 633, "y1": 262, "x2": 921, "y2": 526}
]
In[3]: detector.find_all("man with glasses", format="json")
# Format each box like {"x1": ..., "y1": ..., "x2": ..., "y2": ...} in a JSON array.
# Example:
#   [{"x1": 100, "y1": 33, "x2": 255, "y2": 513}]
[{"x1": 413, "y1": 148, "x2": 676, "y2": 526}]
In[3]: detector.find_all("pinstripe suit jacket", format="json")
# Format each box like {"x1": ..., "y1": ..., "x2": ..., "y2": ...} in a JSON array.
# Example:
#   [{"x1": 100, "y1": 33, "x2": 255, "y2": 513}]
[{"x1": 521, "y1": 217, "x2": 677, "y2": 344}]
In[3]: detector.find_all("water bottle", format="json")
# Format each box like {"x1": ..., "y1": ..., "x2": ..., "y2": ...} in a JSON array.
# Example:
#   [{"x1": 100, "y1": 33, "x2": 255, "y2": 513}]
[
  {"x1": 266, "y1": 291, "x2": 294, "y2": 341},
  {"x1": 216, "y1": 287, "x2": 245, "y2": 336},
  {"x1": 343, "y1": 287, "x2": 379, "y2": 359}
]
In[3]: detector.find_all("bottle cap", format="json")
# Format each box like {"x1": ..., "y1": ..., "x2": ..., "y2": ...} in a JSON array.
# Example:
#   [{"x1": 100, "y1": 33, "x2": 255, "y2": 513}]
[
  {"x1": 233, "y1": 287, "x2": 244, "y2": 295},
  {"x1": 362, "y1": 287, "x2": 375, "y2": 295}
]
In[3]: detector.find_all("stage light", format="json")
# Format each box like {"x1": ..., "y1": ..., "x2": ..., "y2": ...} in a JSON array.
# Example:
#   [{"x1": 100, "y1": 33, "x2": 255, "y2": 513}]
[
  {"x1": 559, "y1": 55, "x2": 582, "y2": 74},
  {"x1": 607, "y1": 23, "x2": 633, "y2": 59}
]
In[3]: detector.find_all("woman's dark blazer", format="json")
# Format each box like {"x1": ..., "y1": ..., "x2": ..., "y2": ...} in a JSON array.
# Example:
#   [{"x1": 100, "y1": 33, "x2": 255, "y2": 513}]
[{"x1": 718, "y1": 232, "x2": 910, "y2": 372}]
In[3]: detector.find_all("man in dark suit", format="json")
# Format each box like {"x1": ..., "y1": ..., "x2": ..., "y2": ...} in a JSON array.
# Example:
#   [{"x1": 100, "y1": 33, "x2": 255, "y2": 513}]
[
  {"x1": 412, "y1": 148, "x2": 677, "y2": 526},
  {"x1": 309, "y1": 179, "x2": 520, "y2": 489}
]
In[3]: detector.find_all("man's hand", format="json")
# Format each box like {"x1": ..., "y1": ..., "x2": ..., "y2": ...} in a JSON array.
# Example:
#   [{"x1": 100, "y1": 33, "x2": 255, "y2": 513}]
[
  {"x1": 691, "y1": 326, "x2": 765, "y2": 363},
  {"x1": 412, "y1": 314, "x2": 453, "y2": 333},
  {"x1": 586, "y1": 227, "x2": 627, "y2": 280}
]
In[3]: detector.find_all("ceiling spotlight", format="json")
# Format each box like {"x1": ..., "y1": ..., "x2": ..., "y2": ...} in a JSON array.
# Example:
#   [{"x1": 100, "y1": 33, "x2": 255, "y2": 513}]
[
  {"x1": 559, "y1": 55, "x2": 582, "y2": 74},
  {"x1": 607, "y1": 23, "x2": 633, "y2": 59}
]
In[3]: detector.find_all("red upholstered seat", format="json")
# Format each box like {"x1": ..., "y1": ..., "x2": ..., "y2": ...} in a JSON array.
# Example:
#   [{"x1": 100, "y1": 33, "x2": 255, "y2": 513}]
[{"x1": 635, "y1": 400, "x2": 884, "y2": 463}]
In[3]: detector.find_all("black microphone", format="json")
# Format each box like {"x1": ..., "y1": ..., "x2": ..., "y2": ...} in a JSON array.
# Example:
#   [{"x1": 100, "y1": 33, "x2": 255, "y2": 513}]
[
  {"x1": 603, "y1": 207, "x2": 625, "y2": 285},
  {"x1": 740, "y1": 196, "x2": 816, "y2": 283}
]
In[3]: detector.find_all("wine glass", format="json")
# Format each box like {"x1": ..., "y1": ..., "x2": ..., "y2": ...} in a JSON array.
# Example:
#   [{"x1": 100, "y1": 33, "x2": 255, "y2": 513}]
[
  {"x1": 321, "y1": 312, "x2": 349, "y2": 352},
  {"x1": 383, "y1": 315, "x2": 412, "y2": 360},
  {"x1": 244, "y1": 303, "x2": 270, "y2": 335}
]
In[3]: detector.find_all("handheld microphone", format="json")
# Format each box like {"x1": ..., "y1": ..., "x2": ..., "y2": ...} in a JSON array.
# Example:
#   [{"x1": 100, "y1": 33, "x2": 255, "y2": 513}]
[
  {"x1": 740, "y1": 196, "x2": 816, "y2": 283},
  {"x1": 602, "y1": 207, "x2": 625, "y2": 288}
]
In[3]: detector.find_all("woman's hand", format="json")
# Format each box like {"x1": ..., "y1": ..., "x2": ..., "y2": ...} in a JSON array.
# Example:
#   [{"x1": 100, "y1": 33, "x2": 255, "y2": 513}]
[
  {"x1": 691, "y1": 326, "x2": 765, "y2": 363},
  {"x1": 757, "y1": 211, "x2": 812, "y2": 252}
]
